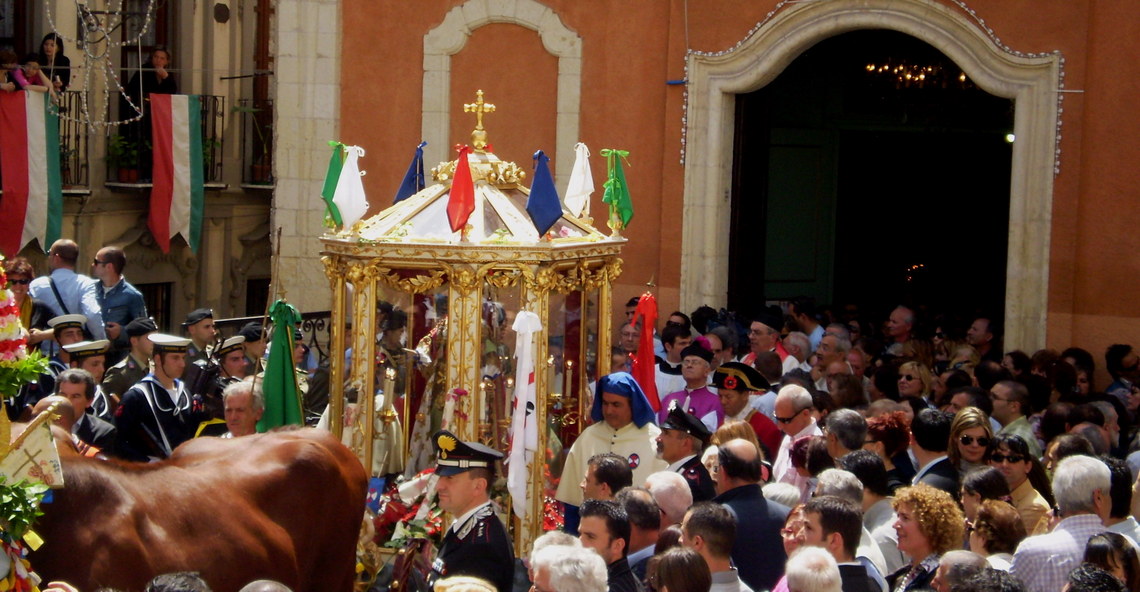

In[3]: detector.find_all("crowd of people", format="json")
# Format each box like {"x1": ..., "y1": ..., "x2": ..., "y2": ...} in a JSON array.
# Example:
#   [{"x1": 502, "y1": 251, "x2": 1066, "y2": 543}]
[
  {"x1": 3, "y1": 238, "x2": 317, "y2": 461},
  {"x1": 424, "y1": 296, "x2": 1140, "y2": 592}
]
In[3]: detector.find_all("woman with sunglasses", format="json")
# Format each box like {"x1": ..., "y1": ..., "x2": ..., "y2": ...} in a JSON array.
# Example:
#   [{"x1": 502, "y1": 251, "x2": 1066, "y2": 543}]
[
  {"x1": 987, "y1": 434, "x2": 1053, "y2": 535},
  {"x1": 969, "y1": 499, "x2": 1027, "y2": 571},
  {"x1": 3, "y1": 257, "x2": 53, "y2": 346},
  {"x1": 897, "y1": 361, "x2": 934, "y2": 402},
  {"x1": 948, "y1": 407, "x2": 994, "y2": 475}
]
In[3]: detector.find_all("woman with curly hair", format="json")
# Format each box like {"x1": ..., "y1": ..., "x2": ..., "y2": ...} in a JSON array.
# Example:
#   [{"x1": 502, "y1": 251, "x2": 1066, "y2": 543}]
[
  {"x1": 969, "y1": 499, "x2": 1027, "y2": 570},
  {"x1": 864, "y1": 410, "x2": 914, "y2": 492},
  {"x1": 948, "y1": 407, "x2": 994, "y2": 475},
  {"x1": 888, "y1": 483, "x2": 965, "y2": 592},
  {"x1": 1084, "y1": 532, "x2": 1140, "y2": 591}
]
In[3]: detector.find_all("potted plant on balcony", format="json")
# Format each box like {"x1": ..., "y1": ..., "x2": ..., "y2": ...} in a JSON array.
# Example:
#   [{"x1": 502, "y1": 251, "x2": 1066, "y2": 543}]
[
  {"x1": 106, "y1": 134, "x2": 140, "y2": 183},
  {"x1": 232, "y1": 103, "x2": 273, "y2": 184}
]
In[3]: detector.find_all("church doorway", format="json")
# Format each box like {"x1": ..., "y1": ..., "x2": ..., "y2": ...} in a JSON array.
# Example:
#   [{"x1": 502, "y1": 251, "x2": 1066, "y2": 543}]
[{"x1": 727, "y1": 30, "x2": 1014, "y2": 323}]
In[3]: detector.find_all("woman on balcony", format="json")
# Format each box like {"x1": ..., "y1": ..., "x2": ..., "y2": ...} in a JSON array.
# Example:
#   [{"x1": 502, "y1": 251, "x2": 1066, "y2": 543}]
[{"x1": 36, "y1": 33, "x2": 70, "y2": 92}]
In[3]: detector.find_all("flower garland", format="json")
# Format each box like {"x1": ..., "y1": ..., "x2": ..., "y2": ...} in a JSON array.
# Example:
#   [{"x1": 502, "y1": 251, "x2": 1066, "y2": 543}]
[{"x1": 0, "y1": 262, "x2": 49, "y2": 398}]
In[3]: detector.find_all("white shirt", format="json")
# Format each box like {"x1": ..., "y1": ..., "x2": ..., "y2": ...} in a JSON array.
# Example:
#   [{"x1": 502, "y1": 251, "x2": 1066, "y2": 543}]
[
  {"x1": 1107, "y1": 516, "x2": 1140, "y2": 549},
  {"x1": 749, "y1": 390, "x2": 777, "y2": 423},
  {"x1": 772, "y1": 421, "x2": 822, "y2": 496}
]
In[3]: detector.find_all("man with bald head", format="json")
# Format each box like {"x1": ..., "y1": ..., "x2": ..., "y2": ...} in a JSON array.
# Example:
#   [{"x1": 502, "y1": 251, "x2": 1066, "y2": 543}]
[
  {"x1": 29, "y1": 239, "x2": 105, "y2": 342},
  {"x1": 884, "y1": 306, "x2": 914, "y2": 357},
  {"x1": 771, "y1": 384, "x2": 822, "y2": 495},
  {"x1": 714, "y1": 438, "x2": 790, "y2": 591}
]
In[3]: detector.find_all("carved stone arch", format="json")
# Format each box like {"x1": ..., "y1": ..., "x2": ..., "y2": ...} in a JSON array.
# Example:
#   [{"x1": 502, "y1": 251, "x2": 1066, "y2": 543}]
[
  {"x1": 681, "y1": 0, "x2": 1060, "y2": 351},
  {"x1": 422, "y1": 0, "x2": 582, "y2": 188}
]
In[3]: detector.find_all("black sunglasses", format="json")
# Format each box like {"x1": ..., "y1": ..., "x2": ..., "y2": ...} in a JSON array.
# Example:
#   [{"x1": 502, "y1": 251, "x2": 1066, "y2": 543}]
[
  {"x1": 6, "y1": 278, "x2": 31, "y2": 285},
  {"x1": 959, "y1": 435, "x2": 990, "y2": 447},
  {"x1": 775, "y1": 407, "x2": 808, "y2": 424},
  {"x1": 991, "y1": 454, "x2": 1025, "y2": 464},
  {"x1": 900, "y1": 374, "x2": 917, "y2": 381}
]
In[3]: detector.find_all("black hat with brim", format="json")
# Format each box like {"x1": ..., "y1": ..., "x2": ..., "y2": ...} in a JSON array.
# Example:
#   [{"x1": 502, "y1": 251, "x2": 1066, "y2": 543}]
[{"x1": 433, "y1": 430, "x2": 504, "y2": 476}]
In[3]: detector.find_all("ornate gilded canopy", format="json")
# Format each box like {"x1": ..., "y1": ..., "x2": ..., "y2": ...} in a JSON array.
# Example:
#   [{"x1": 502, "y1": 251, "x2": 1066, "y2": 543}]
[{"x1": 320, "y1": 91, "x2": 625, "y2": 552}]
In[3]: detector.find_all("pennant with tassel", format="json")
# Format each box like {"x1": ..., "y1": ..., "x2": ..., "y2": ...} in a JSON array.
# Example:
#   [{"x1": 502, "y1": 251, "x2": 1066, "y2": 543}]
[
  {"x1": 448, "y1": 145, "x2": 475, "y2": 233},
  {"x1": 394, "y1": 140, "x2": 427, "y2": 204},
  {"x1": 526, "y1": 150, "x2": 563, "y2": 236},
  {"x1": 320, "y1": 141, "x2": 345, "y2": 227},
  {"x1": 332, "y1": 145, "x2": 369, "y2": 228},
  {"x1": 600, "y1": 148, "x2": 633, "y2": 230},
  {"x1": 630, "y1": 292, "x2": 659, "y2": 411},
  {"x1": 564, "y1": 142, "x2": 594, "y2": 218}
]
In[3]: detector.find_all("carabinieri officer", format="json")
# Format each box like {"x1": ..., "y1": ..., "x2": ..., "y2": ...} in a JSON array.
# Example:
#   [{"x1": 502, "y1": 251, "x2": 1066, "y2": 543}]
[{"x1": 428, "y1": 430, "x2": 514, "y2": 591}]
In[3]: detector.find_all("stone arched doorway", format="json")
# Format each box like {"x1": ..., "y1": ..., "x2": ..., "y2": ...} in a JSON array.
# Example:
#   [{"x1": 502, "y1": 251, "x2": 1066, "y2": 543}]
[{"x1": 681, "y1": 0, "x2": 1060, "y2": 351}]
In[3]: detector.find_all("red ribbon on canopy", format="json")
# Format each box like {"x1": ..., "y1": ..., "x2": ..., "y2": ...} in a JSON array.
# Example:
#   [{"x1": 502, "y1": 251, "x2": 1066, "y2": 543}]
[
  {"x1": 447, "y1": 145, "x2": 475, "y2": 233},
  {"x1": 630, "y1": 292, "x2": 659, "y2": 411}
]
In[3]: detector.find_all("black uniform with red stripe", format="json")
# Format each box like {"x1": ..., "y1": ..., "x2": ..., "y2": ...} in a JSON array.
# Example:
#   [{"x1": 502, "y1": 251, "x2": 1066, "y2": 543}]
[
  {"x1": 429, "y1": 502, "x2": 514, "y2": 591},
  {"x1": 678, "y1": 454, "x2": 717, "y2": 502}
]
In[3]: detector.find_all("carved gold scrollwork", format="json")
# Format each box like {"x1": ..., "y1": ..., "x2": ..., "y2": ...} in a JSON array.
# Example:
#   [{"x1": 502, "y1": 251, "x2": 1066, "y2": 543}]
[
  {"x1": 375, "y1": 268, "x2": 447, "y2": 294},
  {"x1": 449, "y1": 267, "x2": 481, "y2": 292}
]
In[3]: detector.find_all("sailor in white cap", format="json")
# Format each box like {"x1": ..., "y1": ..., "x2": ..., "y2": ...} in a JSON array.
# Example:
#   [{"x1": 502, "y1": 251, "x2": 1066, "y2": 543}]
[
  {"x1": 47, "y1": 314, "x2": 88, "y2": 374},
  {"x1": 113, "y1": 334, "x2": 203, "y2": 461},
  {"x1": 62, "y1": 339, "x2": 113, "y2": 422}
]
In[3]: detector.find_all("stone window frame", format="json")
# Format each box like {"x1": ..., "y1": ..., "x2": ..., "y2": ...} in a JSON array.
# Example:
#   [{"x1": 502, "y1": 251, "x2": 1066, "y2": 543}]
[
  {"x1": 682, "y1": 0, "x2": 1060, "y2": 351},
  {"x1": 422, "y1": 0, "x2": 582, "y2": 189}
]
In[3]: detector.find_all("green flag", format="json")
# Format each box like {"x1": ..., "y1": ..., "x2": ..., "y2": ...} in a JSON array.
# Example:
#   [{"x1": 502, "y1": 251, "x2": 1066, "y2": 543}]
[
  {"x1": 601, "y1": 148, "x2": 633, "y2": 229},
  {"x1": 321, "y1": 141, "x2": 345, "y2": 227},
  {"x1": 257, "y1": 299, "x2": 304, "y2": 431}
]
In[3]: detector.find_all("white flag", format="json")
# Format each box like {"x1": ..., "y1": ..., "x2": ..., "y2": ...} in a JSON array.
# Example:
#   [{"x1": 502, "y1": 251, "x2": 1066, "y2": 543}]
[
  {"x1": 333, "y1": 145, "x2": 370, "y2": 227},
  {"x1": 507, "y1": 310, "x2": 542, "y2": 519},
  {"x1": 563, "y1": 142, "x2": 594, "y2": 218}
]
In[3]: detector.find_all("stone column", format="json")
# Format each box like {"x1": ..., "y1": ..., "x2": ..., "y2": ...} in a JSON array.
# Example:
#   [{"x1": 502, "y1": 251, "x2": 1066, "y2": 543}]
[{"x1": 272, "y1": 0, "x2": 340, "y2": 313}]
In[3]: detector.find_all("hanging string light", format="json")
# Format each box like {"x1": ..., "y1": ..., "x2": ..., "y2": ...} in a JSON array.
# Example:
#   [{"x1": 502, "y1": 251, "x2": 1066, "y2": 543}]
[{"x1": 43, "y1": 0, "x2": 157, "y2": 131}]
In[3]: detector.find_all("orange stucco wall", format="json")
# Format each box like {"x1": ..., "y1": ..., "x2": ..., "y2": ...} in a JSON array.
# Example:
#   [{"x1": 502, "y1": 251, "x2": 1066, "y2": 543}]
[{"x1": 340, "y1": 1, "x2": 1140, "y2": 382}]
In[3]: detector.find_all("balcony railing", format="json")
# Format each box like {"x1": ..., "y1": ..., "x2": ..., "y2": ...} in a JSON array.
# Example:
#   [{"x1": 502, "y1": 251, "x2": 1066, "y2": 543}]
[
  {"x1": 57, "y1": 91, "x2": 90, "y2": 189},
  {"x1": 237, "y1": 98, "x2": 274, "y2": 186},
  {"x1": 105, "y1": 94, "x2": 225, "y2": 186}
]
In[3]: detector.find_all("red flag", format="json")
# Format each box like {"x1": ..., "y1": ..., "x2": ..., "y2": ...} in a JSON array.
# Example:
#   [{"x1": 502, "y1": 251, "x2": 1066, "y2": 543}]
[
  {"x1": 448, "y1": 145, "x2": 475, "y2": 233},
  {"x1": 630, "y1": 292, "x2": 659, "y2": 411}
]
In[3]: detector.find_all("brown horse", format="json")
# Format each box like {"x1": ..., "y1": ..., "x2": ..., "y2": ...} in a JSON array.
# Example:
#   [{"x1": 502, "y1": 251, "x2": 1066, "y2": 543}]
[{"x1": 30, "y1": 428, "x2": 367, "y2": 592}]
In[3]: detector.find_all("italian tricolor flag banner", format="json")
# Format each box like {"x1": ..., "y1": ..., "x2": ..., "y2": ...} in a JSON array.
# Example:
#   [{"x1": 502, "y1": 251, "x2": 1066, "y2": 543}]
[
  {"x1": 148, "y1": 94, "x2": 204, "y2": 253},
  {"x1": 0, "y1": 91, "x2": 62, "y2": 257}
]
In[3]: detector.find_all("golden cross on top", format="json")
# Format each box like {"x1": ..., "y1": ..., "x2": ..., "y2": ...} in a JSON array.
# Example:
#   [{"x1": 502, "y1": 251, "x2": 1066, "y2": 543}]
[{"x1": 464, "y1": 90, "x2": 496, "y2": 131}]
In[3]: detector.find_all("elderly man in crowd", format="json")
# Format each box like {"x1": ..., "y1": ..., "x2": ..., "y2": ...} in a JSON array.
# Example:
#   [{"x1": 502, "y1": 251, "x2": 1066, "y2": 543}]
[
  {"x1": 1011, "y1": 455, "x2": 1112, "y2": 592},
  {"x1": 222, "y1": 380, "x2": 264, "y2": 438},
  {"x1": 772, "y1": 385, "x2": 822, "y2": 495}
]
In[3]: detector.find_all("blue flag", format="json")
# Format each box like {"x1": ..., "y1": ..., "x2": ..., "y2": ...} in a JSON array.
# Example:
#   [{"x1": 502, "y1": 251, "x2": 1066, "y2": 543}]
[
  {"x1": 526, "y1": 150, "x2": 562, "y2": 236},
  {"x1": 393, "y1": 141, "x2": 427, "y2": 203}
]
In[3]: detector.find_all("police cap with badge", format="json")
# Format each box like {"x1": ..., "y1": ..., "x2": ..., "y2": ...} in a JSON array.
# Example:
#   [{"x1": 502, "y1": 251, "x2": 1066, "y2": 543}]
[
  {"x1": 713, "y1": 362, "x2": 770, "y2": 393},
  {"x1": 661, "y1": 407, "x2": 713, "y2": 446},
  {"x1": 433, "y1": 430, "x2": 503, "y2": 477},
  {"x1": 63, "y1": 339, "x2": 111, "y2": 361}
]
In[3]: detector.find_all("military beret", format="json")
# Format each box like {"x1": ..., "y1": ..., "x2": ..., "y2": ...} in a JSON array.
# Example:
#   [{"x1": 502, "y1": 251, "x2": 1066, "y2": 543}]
[
  {"x1": 182, "y1": 308, "x2": 214, "y2": 327},
  {"x1": 125, "y1": 317, "x2": 158, "y2": 338}
]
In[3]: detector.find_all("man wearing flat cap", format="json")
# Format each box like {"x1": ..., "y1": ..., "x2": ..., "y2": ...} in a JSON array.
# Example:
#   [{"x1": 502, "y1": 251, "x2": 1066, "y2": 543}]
[
  {"x1": 557, "y1": 372, "x2": 667, "y2": 533},
  {"x1": 62, "y1": 339, "x2": 114, "y2": 422},
  {"x1": 114, "y1": 334, "x2": 201, "y2": 461},
  {"x1": 101, "y1": 317, "x2": 157, "y2": 416},
  {"x1": 427, "y1": 430, "x2": 514, "y2": 592},
  {"x1": 657, "y1": 407, "x2": 716, "y2": 502},
  {"x1": 714, "y1": 362, "x2": 782, "y2": 460},
  {"x1": 657, "y1": 338, "x2": 724, "y2": 433},
  {"x1": 182, "y1": 308, "x2": 216, "y2": 366}
]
